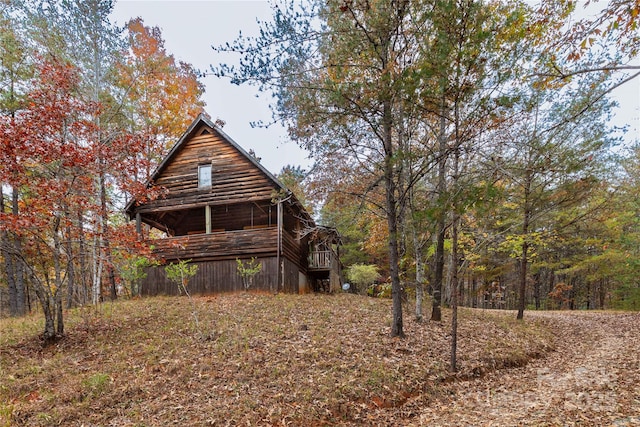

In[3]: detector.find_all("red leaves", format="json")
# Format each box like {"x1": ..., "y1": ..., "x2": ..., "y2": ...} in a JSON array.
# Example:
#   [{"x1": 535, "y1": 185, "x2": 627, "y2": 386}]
[{"x1": 0, "y1": 57, "x2": 99, "y2": 240}]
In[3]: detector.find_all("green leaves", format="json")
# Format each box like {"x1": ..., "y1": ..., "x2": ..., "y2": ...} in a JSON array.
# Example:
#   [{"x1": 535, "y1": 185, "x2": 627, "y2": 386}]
[
  {"x1": 345, "y1": 263, "x2": 380, "y2": 294},
  {"x1": 236, "y1": 257, "x2": 263, "y2": 292},
  {"x1": 165, "y1": 260, "x2": 198, "y2": 290}
]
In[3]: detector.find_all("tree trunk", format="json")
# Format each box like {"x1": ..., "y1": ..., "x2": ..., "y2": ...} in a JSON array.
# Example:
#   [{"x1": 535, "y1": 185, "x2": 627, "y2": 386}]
[
  {"x1": 0, "y1": 186, "x2": 19, "y2": 316},
  {"x1": 92, "y1": 231, "x2": 103, "y2": 304},
  {"x1": 383, "y1": 98, "x2": 404, "y2": 338},
  {"x1": 450, "y1": 145, "x2": 460, "y2": 373},
  {"x1": 431, "y1": 101, "x2": 447, "y2": 322},
  {"x1": 471, "y1": 276, "x2": 477, "y2": 308},
  {"x1": 52, "y1": 216, "x2": 65, "y2": 336},
  {"x1": 415, "y1": 255, "x2": 425, "y2": 322},
  {"x1": 533, "y1": 270, "x2": 541, "y2": 310},
  {"x1": 450, "y1": 220, "x2": 459, "y2": 372},
  {"x1": 517, "y1": 242, "x2": 529, "y2": 320},
  {"x1": 517, "y1": 169, "x2": 532, "y2": 320},
  {"x1": 65, "y1": 220, "x2": 76, "y2": 309},
  {"x1": 32, "y1": 274, "x2": 56, "y2": 342},
  {"x1": 77, "y1": 210, "x2": 88, "y2": 304},
  {"x1": 409, "y1": 185, "x2": 426, "y2": 322},
  {"x1": 12, "y1": 188, "x2": 26, "y2": 316},
  {"x1": 99, "y1": 170, "x2": 118, "y2": 300}
]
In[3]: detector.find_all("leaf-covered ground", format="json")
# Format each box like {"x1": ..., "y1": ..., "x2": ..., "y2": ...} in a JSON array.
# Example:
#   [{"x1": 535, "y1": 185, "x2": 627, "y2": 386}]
[
  {"x1": 0, "y1": 294, "x2": 636, "y2": 426},
  {"x1": 410, "y1": 311, "x2": 640, "y2": 426}
]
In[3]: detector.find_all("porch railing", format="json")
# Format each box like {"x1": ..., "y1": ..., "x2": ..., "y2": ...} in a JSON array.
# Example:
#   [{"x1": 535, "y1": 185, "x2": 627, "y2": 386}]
[{"x1": 309, "y1": 250, "x2": 333, "y2": 269}]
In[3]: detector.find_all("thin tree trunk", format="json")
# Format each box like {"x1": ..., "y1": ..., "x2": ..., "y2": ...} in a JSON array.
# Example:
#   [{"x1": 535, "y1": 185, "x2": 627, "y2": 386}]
[
  {"x1": 450, "y1": 216, "x2": 459, "y2": 372},
  {"x1": 52, "y1": 216, "x2": 65, "y2": 336},
  {"x1": 0, "y1": 186, "x2": 18, "y2": 316},
  {"x1": 450, "y1": 96, "x2": 461, "y2": 372},
  {"x1": 92, "y1": 231, "x2": 103, "y2": 305},
  {"x1": 414, "y1": 248, "x2": 425, "y2": 322},
  {"x1": 431, "y1": 98, "x2": 447, "y2": 322},
  {"x1": 409, "y1": 185, "x2": 426, "y2": 322},
  {"x1": 471, "y1": 276, "x2": 477, "y2": 308},
  {"x1": 383, "y1": 98, "x2": 404, "y2": 338},
  {"x1": 77, "y1": 210, "x2": 88, "y2": 304},
  {"x1": 32, "y1": 272, "x2": 56, "y2": 342},
  {"x1": 12, "y1": 188, "x2": 26, "y2": 315},
  {"x1": 533, "y1": 270, "x2": 541, "y2": 310},
  {"x1": 517, "y1": 184, "x2": 530, "y2": 320},
  {"x1": 65, "y1": 210, "x2": 76, "y2": 309},
  {"x1": 99, "y1": 170, "x2": 118, "y2": 300}
]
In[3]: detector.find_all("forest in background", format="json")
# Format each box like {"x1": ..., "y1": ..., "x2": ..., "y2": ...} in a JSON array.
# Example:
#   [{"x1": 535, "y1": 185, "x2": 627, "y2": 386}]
[
  {"x1": 216, "y1": 0, "x2": 640, "y2": 334},
  {"x1": 1, "y1": 0, "x2": 640, "y2": 341}
]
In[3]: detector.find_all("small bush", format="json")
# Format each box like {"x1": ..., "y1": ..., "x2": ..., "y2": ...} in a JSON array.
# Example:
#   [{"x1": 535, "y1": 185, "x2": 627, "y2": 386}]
[
  {"x1": 345, "y1": 264, "x2": 380, "y2": 294},
  {"x1": 236, "y1": 257, "x2": 262, "y2": 291},
  {"x1": 367, "y1": 283, "x2": 392, "y2": 298}
]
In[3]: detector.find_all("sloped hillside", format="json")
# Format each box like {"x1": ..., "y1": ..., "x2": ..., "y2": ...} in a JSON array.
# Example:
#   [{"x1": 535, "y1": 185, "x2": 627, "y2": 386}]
[{"x1": 1, "y1": 294, "x2": 555, "y2": 426}]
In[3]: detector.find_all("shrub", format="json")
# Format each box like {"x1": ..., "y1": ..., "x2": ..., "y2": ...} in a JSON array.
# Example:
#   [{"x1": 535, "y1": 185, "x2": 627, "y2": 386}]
[
  {"x1": 345, "y1": 264, "x2": 380, "y2": 294},
  {"x1": 236, "y1": 257, "x2": 262, "y2": 291}
]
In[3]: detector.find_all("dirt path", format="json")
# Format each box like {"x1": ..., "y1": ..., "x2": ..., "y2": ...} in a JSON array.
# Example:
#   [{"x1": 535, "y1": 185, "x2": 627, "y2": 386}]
[{"x1": 410, "y1": 311, "x2": 640, "y2": 426}]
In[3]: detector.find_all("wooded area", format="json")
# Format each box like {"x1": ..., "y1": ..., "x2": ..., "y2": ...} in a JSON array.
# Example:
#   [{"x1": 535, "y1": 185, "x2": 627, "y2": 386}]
[
  {"x1": 0, "y1": 0, "x2": 205, "y2": 340},
  {"x1": 1, "y1": 0, "x2": 640, "y2": 353},
  {"x1": 214, "y1": 0, "x2": 640, "y2": 335}
]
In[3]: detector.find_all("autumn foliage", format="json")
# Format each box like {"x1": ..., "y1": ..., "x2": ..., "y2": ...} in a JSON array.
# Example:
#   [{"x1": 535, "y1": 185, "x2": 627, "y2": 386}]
[{"x1": 0, "y1": 2, "x2": 205, "y2": 339}]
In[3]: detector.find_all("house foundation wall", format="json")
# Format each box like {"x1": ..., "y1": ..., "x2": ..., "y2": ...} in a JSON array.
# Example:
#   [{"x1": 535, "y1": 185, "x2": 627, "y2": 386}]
[{"x1": 140, "y1": 256, "x2": 304, "y2": 296}]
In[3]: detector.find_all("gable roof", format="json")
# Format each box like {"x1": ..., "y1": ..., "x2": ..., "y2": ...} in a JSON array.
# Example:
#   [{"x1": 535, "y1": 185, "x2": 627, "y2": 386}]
[
  {"x1": 124, "y1": 113, "x2": 312, "y2": 222},
  {"x1": 153, "y1": 113, "x2": 286, "y2": 191}
]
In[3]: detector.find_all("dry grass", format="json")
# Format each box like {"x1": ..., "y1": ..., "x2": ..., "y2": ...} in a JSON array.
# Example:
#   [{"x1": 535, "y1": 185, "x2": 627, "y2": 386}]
[{"x1": 0, "y1": 293, "x2": 554, "y2": 426}]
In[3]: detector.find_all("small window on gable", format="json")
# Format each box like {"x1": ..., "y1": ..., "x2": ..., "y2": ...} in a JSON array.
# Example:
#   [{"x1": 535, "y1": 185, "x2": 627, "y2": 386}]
[{"x1": 198, "y1": 164, "x2": 212, "y2": 188}]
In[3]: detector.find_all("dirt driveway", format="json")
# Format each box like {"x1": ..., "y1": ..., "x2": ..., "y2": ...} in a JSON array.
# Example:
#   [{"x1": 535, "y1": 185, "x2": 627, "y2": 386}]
[{"x1": 410, "y1": 311, "x2": 640, "y2": 426}]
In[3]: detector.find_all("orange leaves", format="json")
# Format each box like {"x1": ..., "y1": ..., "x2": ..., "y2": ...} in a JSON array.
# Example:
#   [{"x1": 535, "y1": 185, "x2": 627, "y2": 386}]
[{"x1": 118, "y1": 18, "x2": 205, "y2": 156}]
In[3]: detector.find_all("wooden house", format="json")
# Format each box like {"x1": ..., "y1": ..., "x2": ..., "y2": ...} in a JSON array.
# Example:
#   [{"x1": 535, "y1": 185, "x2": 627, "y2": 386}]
[{"x1": 125, "y1": 114, "x2": 342, "y2": 295}]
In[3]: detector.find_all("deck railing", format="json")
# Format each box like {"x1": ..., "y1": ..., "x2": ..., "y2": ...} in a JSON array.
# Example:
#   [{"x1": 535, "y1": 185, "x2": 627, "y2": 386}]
[
  {"x1": 148, "y1": 227, "x2": 279, "y2": 261},
  {"x1": 309, "y1": 250, "x2": 333, "y2": 269}
]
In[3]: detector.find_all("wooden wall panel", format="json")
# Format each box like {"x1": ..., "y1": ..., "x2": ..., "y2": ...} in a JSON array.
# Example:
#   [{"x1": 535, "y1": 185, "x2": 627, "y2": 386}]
[
  {"x1": 150, "y1": 228, "x2": 279, "y2": 262},
  {"x1": 141, "y1": 257, "x2": 293, "y2": 296},
  {"x1": 147, "y1": 132, "x2": 277, "y2": 208},
  {"x1": 282, "y1": 258, "x2": 300, "y2": 294}
]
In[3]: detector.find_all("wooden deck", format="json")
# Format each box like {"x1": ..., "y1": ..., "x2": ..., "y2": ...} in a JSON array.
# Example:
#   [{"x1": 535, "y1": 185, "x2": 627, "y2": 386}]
[
  {"x1": 148, "y1": 227, "x2": 308, "y2": 269},
  {"x1": 149, "y1": 227, "x2": 279, "y2": 262},
  {"x1": 308, "y1": 250, "x2": 335, "y2": 270}
]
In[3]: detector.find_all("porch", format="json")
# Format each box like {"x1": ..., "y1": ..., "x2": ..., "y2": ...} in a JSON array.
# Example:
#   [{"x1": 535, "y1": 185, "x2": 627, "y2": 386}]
[
  {"x1": 308, "y1": 250, "x2": 338, "y2": 271},
  {"x1": 149, "y1": 227, "x2": 287, "y2": 262}
]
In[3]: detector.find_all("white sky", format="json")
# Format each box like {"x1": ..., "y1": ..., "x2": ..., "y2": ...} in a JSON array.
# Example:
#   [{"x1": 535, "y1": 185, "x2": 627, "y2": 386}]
[{"x1": 111, "y1": 0, "x2": 639, "y2": 176}]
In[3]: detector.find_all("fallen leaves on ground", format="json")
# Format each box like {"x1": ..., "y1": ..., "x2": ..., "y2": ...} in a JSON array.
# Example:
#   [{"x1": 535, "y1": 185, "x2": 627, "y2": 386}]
[
  {"x1": 0, "y1": 294, "x2": 636, "y2": 426},
  {"x1": 410, "y1": 311, "x2": 640, "y2": 427}
]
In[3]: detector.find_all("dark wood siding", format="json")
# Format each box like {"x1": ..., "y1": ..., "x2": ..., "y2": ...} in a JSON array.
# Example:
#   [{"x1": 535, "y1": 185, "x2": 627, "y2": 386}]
[
  {"x1": 150, "y1": 228, "x2": 278, "y2": 262},
  {"x1": 282, "y1": 258, "x2": 300, "y2": 294},
  {"x1": 141, "y1": 131, "x2": 277, "y2": 211},
  {"x1": 141, "y1": 257, "x2": 300, "y2": 296},
  {"x1": 282, "y1": 230, "x2": 306, "y2": 270}
]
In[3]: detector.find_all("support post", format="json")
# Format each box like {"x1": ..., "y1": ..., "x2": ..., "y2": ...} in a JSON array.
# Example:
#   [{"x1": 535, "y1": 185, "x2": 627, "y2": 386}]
[
  {"x1": 205, "y1": 205, "x2": 211, "y2": 234},
  {"x1": 276, "y1": 201, "x2": 283, "y2": 293}
]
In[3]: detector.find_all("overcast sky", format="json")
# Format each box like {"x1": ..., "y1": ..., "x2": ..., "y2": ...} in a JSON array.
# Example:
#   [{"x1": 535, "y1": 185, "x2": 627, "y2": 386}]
[
  {"x1": 111, "y1": 0, "x2": 639, "y2": 175},
  {"x1": 111, "y1": 0, "x2": 311, "y2": 175}
]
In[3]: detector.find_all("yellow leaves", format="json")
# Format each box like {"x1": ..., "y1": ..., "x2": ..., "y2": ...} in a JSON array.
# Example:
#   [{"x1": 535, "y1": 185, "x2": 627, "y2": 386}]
[
  {"x1": 579, "y1": 37, "x2": 597, "y2": 51},
  {"x1": 118, "y1": 17, "x2": 205, "y2": 149}
]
